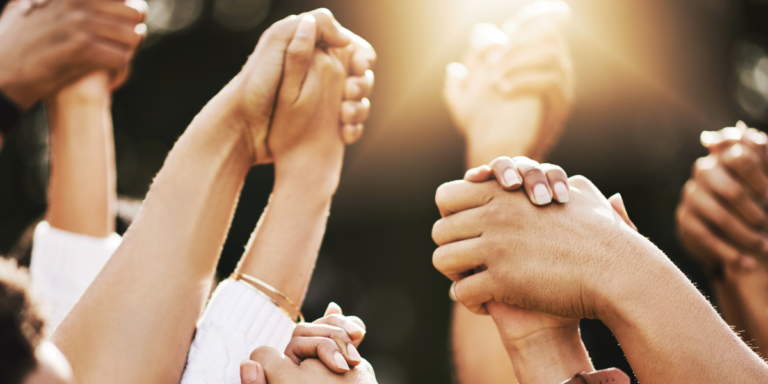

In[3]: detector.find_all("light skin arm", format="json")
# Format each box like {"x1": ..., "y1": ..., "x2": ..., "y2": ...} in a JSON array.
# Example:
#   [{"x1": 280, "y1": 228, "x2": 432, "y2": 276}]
[
  {"x1": 448, "y1": 3, "x2": 575, "y2": 382},
  {"x1": 45, "y1": 72, "x2": 116, "y2": 237},
  {"x1": 51, "y1": 13, "x2": 354, "y2": 384},
  {"x1": 433, "y1": 176, "x2": 768, "y2": 382}
]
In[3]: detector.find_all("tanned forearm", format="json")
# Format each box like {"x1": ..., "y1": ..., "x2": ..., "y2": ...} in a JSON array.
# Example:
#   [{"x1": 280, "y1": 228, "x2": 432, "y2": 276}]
[
  {"x1": 236, "y1": 157, "x2": 341, "y2": 307},
  {"x1": 504, "y1": 325, "x2": 593, "y2": 383},
  {"x1": 46, "y1": 72, "x2": 116, "y2": 237},
  {"x1": 602, "y1": 237, "x2": 768, "y2": 382},
  {"x1": 52, "y1": 86, "x2": 254, "y2": 384}
]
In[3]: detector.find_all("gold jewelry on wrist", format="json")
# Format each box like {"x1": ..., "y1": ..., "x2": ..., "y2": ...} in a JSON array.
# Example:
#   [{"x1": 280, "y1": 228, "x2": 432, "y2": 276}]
[{"x1": 230, "y1": 272, "x2": 305, "y2": 323}]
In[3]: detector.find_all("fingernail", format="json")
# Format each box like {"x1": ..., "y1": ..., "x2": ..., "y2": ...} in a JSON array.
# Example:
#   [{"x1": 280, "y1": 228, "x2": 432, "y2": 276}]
[
  {"x1": 295, "y1": 14, "x2": 316, "y2": 38},
  {"x1": 347, "y1": 344, "x2": 361, "y2": 362},
  {"x1": 553, "y1": 182, "x2": 569, "y2": 202},
  {"x1": 241, "y1": 361, "x2": 258, "y2": 384},
  {"x1": 334, "y1": 351, "x2": 350, "y2": 370},
  {"x1": 533, "y1": 184, "x2": 551, "y2": 205},
  {"x1": 502, "y1": 168, "x2": 521, "y2": 187},
  {"x1": 347, "y1": 82, "x2": 360, "y2": 98}
]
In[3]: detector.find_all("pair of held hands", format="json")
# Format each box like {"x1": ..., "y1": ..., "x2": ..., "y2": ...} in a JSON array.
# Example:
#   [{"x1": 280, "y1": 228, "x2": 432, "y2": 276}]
[
  {"x1": 240, "y1": 303, "x2": 376, "y2": 384},
  {"x1": 210, "y1": 9, "x2": 375, "y2": 176},
  {"x1": 444, "y1": 0, "x2": 574, "y2": 160},
  {"x1": 433, "y1": 155, "x2": 639, "y2": 345},
  {"x1": 677, "y1": 122, "x2": 768, "y2": 276},
  {"x1": 0, "y1": 0, "x2": 148, "y2": 109}
]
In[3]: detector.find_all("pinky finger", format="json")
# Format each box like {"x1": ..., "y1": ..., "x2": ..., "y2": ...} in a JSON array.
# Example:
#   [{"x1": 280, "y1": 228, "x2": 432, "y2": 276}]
[
  {"x1": 341, "y1": 124, "x2": 364, "y2": 144},
  {"x1": 454, "y1": 272, "x2": 494, "y2": 315}
]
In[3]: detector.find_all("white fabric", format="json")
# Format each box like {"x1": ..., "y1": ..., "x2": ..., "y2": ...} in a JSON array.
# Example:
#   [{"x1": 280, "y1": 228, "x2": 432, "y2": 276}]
[
  {"x1": 180, "y1": 279, "x2": 296, "y2": 384},
  {"x1": 28, "y1": 221, "x2": 295, "y2": 384},
  {"x1": 29, "y1": 221, "x2": 121, "y2": 331}
]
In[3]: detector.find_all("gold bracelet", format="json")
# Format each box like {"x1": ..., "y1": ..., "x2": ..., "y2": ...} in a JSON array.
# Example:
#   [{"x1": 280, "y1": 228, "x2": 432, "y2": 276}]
[{"x1": 230, "y1": 272, "x2": 305, "y2": 323}]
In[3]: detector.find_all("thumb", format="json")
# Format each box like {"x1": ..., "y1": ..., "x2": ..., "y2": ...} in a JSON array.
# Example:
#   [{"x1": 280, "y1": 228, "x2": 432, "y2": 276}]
[
  {"x1": 609, "y1": 193, "x2": 637, "y2": 232},
  {"x1": 325, "y1": 302, "x2": 343, "y2": 316},
  {"x1": 240, "y1": 360, "x2": 266, "y2": 384},
  {"x1": 280, "y1": 14, "x2": 317, "y2": 105}
]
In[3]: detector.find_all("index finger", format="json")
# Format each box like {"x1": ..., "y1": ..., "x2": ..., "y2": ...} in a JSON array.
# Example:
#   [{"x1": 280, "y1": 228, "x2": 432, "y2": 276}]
[{"x1": 435, "y1": 180, "x2": 497, "y2": 218}]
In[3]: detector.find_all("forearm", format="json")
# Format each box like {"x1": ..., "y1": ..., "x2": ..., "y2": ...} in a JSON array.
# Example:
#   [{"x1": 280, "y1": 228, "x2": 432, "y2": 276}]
[
  {"x1": 504, "y1": 326, "x2": 592, "y2": 384},
  {"x1": 46, "y1": 72, "x2": 116, "y2": 237},
  {"x1": 712, "y1": 276, "x2": 753, "y2": 345},
  {"x1": 52, "y1": 88, "x2": 253, "y2": 384},
  {"x1": 465, "y1": 97, "x2": 542, "y2": 168},
  {"x1": 236, "y1": 161, "x2": 339, "y2": 307},
  {"x1": 603, "y1": 238, "x2": 768, "y2": 382},
  {"x1": 723, "y1": 264, "x2": 768, "y2": 356},
  {"x1": 451, "y1": 304, "x2": 518, "y2": 384}
]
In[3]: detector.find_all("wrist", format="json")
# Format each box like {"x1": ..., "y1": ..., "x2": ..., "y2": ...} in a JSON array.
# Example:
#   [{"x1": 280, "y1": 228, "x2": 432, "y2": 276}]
[
  {"x1": 596, "y1": 235, "x2": 689, "y2": 333},
  {"x1": 274, "y1": 150, "x2": 344, "y2": 198},
  {"x1": 506, "y1": 326, "x2": 593, "y2": 384}
]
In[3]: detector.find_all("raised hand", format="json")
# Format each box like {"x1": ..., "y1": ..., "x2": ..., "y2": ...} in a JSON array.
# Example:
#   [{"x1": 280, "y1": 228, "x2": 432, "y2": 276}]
[
  {"x1": 677, "y1": 122, "x2": 768, "y2": 273},
  {"x1": 281, "y1": 303, "x2": 366, "y2": 374},
  {"x1": 241, "y1": 303, "x2": 373, "y2": 384},
  {"x1": 0, "y1": 0, "x2": 147, "y2": 109},
  {"x1": 433, "y1": 174, "x2": 639, "y2": 318},
  {"x1": 444, "y1": 0, "x2": 573, "y2": 163}
]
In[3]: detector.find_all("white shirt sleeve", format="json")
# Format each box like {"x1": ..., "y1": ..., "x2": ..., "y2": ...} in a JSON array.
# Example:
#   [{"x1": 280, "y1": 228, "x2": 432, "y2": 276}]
[
  {"x1": 29, "y1": 221, "x2": 122, "y2": 331},
  {"x1": 180, "y1": 279, "x2": 296, "y2": 384}
]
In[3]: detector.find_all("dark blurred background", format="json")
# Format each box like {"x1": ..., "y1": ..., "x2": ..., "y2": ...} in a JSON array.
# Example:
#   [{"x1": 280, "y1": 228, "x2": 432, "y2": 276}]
[{"x1": 2, "y1": 0, "x2": 768, "y2": 382}]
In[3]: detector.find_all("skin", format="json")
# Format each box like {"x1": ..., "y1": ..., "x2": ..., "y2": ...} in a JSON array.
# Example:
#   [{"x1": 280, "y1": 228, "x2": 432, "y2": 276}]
[
  {"x1": 241, "y1": 304, "x2": 374, "y2": 384},
  {"x1": 23, "y1": 341, "x2": 73, "y2": 384},
  {"x1": 444, "y1": 0, "x2": 573, "y2": 166},
  {"x1": 0, "y1": 0, "x2": 147, "y2": 110},
  {"x1": 445, "y1": 2, "x2": 578, "y2": 382},
  {"x1": 456, "y1": 158, "x2": 634, "y2": 384},
  {"x1": 433, "y1": 173, "x2": 768, "y2": 382},
  {"x1": 677, "y1": 122, "x2": 768, "y2": 357},
  {"x1": 52, "y1": 11, "x2": 374, "y2": 384},
  {"x1": 45, "y1": 72, "x2": 116, "y2": 237}
]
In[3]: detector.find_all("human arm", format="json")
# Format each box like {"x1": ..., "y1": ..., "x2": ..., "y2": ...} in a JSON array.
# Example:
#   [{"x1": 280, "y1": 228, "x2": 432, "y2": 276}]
[
  {"x1": 446, "y1": 2, "x2": 576, "y2": 373},
  {"x1": 456, "y1": 157, "x2": 628, "y2": 384},
  {"x1": 444, "y1": 0, "x2": 573, "y2": 167},
  {"x1": 433, "y1": 174, "x2": 768, "y2": 382},
  {"x1": 180, "y1": 15, "x2": 375, "y2": 384},
  {"x1": 677, "y1": 122, "x2": 768, "y2": 351},
  {"x1": 28, "y1": 72, "x2": 120, "y2": 331},
  {"x1": 51, "y1": 12, "x2": 354, "y2": 384},
  {"x1": 0, "y1": 0, "x2": 146, "y2": 110}
]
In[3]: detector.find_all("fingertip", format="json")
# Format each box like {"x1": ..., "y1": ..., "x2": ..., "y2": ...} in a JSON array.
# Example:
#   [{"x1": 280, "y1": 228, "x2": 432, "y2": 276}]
[
  {"x1": 325, "y1": 302, "x2": 343, "y2": 316},
  {"x1": 334, "y1": 351, "x2": 350, "y2": 371},
  {"x1": 532, "y1": 183, "x2": 552, "y2": 205},
  {"x1": 240, "y1": 360, "x2": 263, "y2": 384},
  {"x1": 553, "y1": 181, "x2": 569, "y2": 203},
  {"x1": 295, "y1": 14, "x2": 317, "y2": 38},
  {"x1": 342, "y1": 124, "x2": 363, "y2": 144}
]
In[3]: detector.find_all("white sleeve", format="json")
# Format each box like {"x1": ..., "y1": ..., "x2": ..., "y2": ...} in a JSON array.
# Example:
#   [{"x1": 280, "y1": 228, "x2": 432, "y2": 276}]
[
  {"x1": 180, "y1": 279, "x2": 296, "y2": 384},
  {"x1": 29, "y1": 221, "x2": 122, "y2": 331}
]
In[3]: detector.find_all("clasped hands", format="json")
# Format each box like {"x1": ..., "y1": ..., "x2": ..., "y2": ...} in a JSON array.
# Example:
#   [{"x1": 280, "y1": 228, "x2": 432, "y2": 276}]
[{"x1": 432, "y1": 156, "x2": 640, "y2": 356}]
